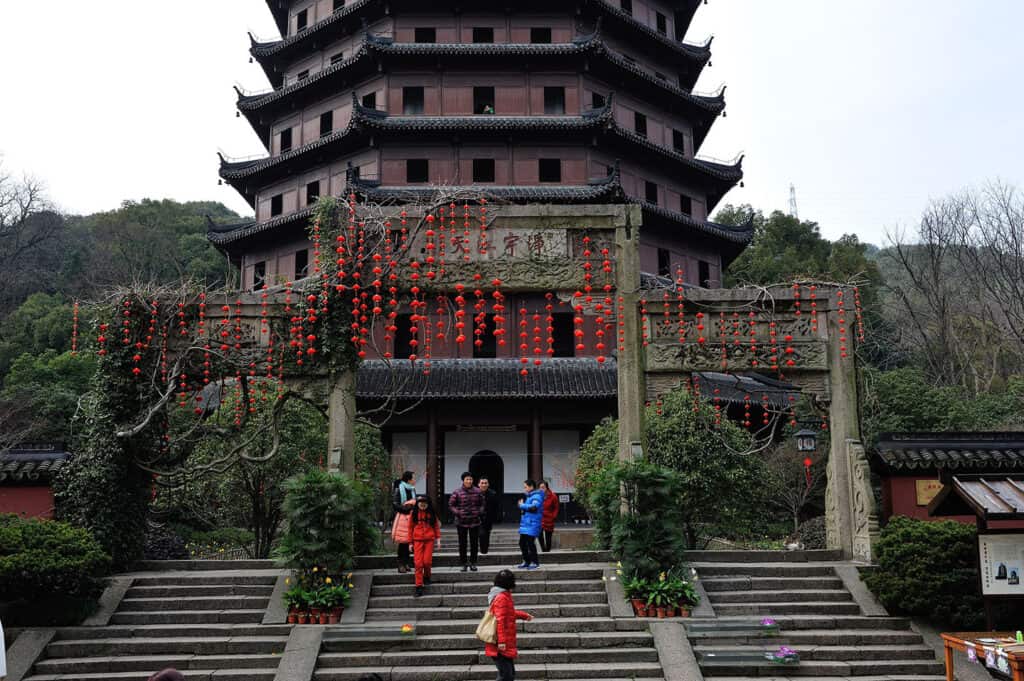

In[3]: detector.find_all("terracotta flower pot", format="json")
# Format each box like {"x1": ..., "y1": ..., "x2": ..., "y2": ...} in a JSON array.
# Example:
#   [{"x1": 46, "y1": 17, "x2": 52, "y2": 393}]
[
  {"x1": 630, "y1": 598, "x2": 645, "y2": 616},
  {"x1": 676, "y1": 604, "x2": 691, "y2": 618},
  {"x1": 319, "y1": 612, "x2": 330, "y2": 625},
  {"x1": 297, "y1": 613, "x2": 309, "y2": 625},
  {"x1": 656, "y1": 606, "x2": 667, "y2": 619},
  {"x1": 310, "y1": 607, "x2": 322, "y2": 620},
  {"x1": 287, "y1": 609, "x2": 297, "y2": 624},
  {"x1": 328, "y1": 612, "x2": 340, "y2": 624}
]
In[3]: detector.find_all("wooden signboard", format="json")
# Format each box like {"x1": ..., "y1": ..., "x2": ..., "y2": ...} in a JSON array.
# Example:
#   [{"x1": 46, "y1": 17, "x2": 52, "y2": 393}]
[{"x1": 979, "y1": 534, "x2": 1024, "y2": 596}]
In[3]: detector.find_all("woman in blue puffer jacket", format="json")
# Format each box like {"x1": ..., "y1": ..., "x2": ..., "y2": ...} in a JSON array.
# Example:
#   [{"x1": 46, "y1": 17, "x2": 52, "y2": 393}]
[{"x1": 516, "y1": 479, "x2": 545, "y2": 569}]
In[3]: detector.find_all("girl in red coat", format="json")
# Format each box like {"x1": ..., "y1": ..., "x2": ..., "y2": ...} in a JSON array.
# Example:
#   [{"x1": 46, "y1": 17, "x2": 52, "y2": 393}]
[
  {"x1": 410, "y1": 495, "x2": 441, "y2": 597},
  {"x1": 538, "y1": 480, "x2": 560, "y2": 552},
  {"x1": 485, "y1": 569, "x2": 533, "y2": 681}
]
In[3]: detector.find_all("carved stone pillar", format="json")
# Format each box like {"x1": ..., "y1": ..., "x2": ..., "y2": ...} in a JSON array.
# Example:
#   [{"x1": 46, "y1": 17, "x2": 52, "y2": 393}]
[
  {"x1": 615, "y1": 207, "x2": 646, "y2": 462},
  {"x1": 326, "y1": 369, "x2": 356, "y2": 475}
]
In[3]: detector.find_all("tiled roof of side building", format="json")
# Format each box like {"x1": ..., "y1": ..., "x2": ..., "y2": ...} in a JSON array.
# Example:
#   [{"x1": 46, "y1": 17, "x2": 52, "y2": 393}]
[
  {"x1": 356, "y1": 357, "x2": 619, "y2": 400},
  {"x1": 874, "y1": 431, "x2": 1024, "y2": 473},
  {"x1": 0, "y1": 445, "x2": 70, "y2": 483}
]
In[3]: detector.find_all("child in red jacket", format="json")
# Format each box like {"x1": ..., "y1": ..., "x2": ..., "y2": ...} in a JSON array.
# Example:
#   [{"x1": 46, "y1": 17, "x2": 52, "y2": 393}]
[
  {"x1": 485, "y1": 569, "x2": 533, "y2": 681},
  {"x1": 410, "y1": 494, "x2": 441, "y2": 597}
]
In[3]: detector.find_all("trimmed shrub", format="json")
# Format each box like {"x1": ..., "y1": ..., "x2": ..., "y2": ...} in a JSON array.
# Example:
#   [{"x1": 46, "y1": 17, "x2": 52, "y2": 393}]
[
  {"x1": 143, "y1": 524, "x2": 188, "y2": 560},
  {"x1": 612, "y1": 461, "x2": 688, "y2": 580},
  {"x1": 575, "y1": 417, "x2": 619, "y2": 549},
  {"x1": 273, "y1": 470, "x2": 379, "y2": 571},
  {"x1": 794, "y1": 516, "x2": 826, "y2": 550},
  {"x1": 863, "y1": 516, "x2": 982, "y2": 629},
  {"x1": 0, "y1": 514, "x2": 111, "y2": 625}
]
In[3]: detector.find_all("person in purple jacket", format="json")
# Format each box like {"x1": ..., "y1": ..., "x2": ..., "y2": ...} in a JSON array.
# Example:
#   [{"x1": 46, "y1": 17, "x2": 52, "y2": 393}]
[{"x1": 449, "y1": 471, "x2": 485, "y2": 572}]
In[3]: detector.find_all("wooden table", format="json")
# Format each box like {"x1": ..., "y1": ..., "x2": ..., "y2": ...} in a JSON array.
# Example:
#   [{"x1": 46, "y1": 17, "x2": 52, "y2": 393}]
[{"x1": 941, "y1": 632, "x2": 1024, "y2": 681}]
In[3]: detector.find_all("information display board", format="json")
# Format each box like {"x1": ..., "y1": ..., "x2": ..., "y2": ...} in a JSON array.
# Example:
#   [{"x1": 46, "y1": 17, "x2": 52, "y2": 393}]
[{"x1": 979, "y1": 534, "x2": 1024, "y2": 596}]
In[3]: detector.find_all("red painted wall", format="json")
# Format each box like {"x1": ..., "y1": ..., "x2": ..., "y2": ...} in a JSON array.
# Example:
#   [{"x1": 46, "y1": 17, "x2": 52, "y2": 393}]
[{"x1": 0, "y1": 486, "x2": 56, "y2": 519}]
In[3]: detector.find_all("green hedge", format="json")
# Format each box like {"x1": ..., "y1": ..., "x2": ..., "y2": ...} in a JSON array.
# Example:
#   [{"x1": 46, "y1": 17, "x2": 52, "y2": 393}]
[
  {"x1": 0, "y1": 514, "x2": 111, "y2": 625},
  {"x1": 863, "y1": 516, "x2": 982, "y2": 629}
]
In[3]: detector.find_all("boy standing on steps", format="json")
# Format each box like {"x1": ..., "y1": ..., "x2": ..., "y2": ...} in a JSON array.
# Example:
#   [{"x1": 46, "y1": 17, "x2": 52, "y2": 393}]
[
  {"x1": 449, "y1": 471, "x2": 485, "y2": 572},
  {"x1": 485, "y1": 569, "x2": 533, "y2": 681},
  {"x1": 516, "y1": 479, "x2": 544, "y2": 569}
]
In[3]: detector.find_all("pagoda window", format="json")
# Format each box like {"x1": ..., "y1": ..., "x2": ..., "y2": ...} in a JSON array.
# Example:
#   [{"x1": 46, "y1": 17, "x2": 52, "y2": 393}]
[
  {"x1": 279, "y1": 128, "x2": 293, "y2": 153},
  {"x1": 530, "y1": 27, "x2": 552, "y2": 44},
  {"x1": 679, "y1": 195, "x2": 693, "y2": 216},
  {"x1": 270, "y1": 194, "x2": 283, "y2": 217},
  {"x1": 295, "y1": 249, "x2": 309, "y2": 278},
  {"x1": 634, "y1": 112, "x2": 647, "y2": 138},
  {"x1": 406, "y1": 159, "x2": 429, "y2": 183},
  {"x1": 414, "y1": 27, "x2": 437, "y2": 43},
  {"x1": 551, "y1": 313, "x2": 575, "y2": 357},
  {"x1": 473, "y1": 87, "x2": 495, "y2": 114},
  {"x1": 361, "y1": 92, "x2": 377, "y2": 109},
  {"x1": 402, "y1": 86, "x2": 425, "y2": 114},
  {"x1": 538, "y1": 158, "x2": 561, "y2": 183},
  {"x1": 297, "y1": 69, "x2": 310, "y2": 82},
  {"x1": 253, "y1": 261, "x2": 267, "y2": 289},
  {"x1": 333, "y1": 0, "x2": 345, "y2": 12},
  {"x1": 620, "y1": 0, "x2": 633, "y2": 16},
  {"x1": 657, "y1": 248, "x2": 671, "y2": 277},
  {"x1": 473, "y1": 159, "x2": 495, "y2": 183},
  {"x1": 591, "y1": 92, "x2": 606, "y2": 109},
  {"x1": 330, "y1": 52, "x2": 345, "y2": 65},
  {"x1": 296, "y1": 9, "x2": 308, "y2": 32},
  {"x1": 472, "y1": 27, "x2": 494, "y2": 43},
  {"x1": 543, "y1": 87, "x2": 565, "y2": 115},
  {"x1": 473, "y1": 314, "x2": 497, "y2": 358},
  {"x1": 698, "y1": 260, "x2": 711, "y2": 288},
  {"x1": 320, "y1": 111, "x2": 333, "y2": 137},
  {"x1": 645, "y1": 181, "x2": 658, "y2": 204},
  {"x1": 672, "y1": 129, "x2": 685, "y2": 154},
  {"x1": 656, "y1": 12, "x2": 667, "y2": 35},
  {"x1": 306, "y1": 181, "x2": 320, "y2": 205}
]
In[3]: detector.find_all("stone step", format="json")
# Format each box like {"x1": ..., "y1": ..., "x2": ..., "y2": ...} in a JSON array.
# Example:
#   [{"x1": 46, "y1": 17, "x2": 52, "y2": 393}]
[
  {"x1": 318, "y1": 646, "x2": 660, "y2": 667},
  {"x1": 324, "y1": 630, "x2": 654, "y2": 653},
  {"x1": 132, "y1": 559, "x2": 276, "y2": 571},
  {"x1": 368, "y1": 590, "x2": 607, "y2": 609},
  {"x1": 33, "y1": 653, "x2": 281, "y2": 675},
  {"x1": 365, "y1": 602, "x2": 610, "y2": 621},
  {"x1": 372, "y1": 566, "x2": 604, "y2": 585},
  {"x1": 43, "y1": 636, "x2": 288, "y2": 658},
  {"x1": 694, "y1": 615, "x2": 911, "y2": 631},
  {"x1": 711, "y1": 602, "x2": 862, "y2": 616},
  {"x1": 25, "y1": 669, "x2": 276, "y2": 681},
  {"x1": 126, "y1": 584, "x2": 276, "y2": 598},
  {"x1": 355, "y1": 550, "x2": 611, "y2": 570},
  {"x1": 683, "y1": 550, "x2": 843, "y2": 563},
  {"x1": 130, "y1": 574, "x2": 279, "y2": 586},
  {"x1": 109, "y1": 609, "x2": 267, "y2": 625},
  {"x1": 52, "y1": 624, "x2": 294, "y2": 640},
  {"x1": 371, "y1": 579, "x2": 605, "y2": 596},
  {"x1": 695, "y1": 565, "x2": 837, "y2": 578},
  {"x1": 701, "y1": 577, "x2": 845, "y2": 592},
  {"x1": 687, "y1": 628, "x2": 926, "y2": 646},
  {"x1": 312, "y1": 661, "x2": 666, "y2": 680},
  {"x1": 693, "y1": 645, "x2": 938, "y2": 662},
  {"x1": 699, "y1": 659, "x2": 946, "y2": 676},
  {"x1": 411, "y1": 617, "x2": 650, "y2": 635},
  {"x1": 707, "y1": 677, "x2": 943, "y2": 681},
  {"x1": 117, "y1": 595, "x2": 270, "y2": 612},
  {"x1": 707, "y1": 590, "x2": 853, "y2": 604}
]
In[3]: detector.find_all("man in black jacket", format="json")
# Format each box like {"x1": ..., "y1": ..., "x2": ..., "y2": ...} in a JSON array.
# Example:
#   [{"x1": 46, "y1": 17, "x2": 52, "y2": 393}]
[{"x1": 478, "y1": 477, "x2": 501, "y2": 554}]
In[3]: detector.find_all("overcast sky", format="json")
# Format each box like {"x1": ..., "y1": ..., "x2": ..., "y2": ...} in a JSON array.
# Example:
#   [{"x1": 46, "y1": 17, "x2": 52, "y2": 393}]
[{"x1": 1, "y1": 1, "x2": 1021, "y2": 245}]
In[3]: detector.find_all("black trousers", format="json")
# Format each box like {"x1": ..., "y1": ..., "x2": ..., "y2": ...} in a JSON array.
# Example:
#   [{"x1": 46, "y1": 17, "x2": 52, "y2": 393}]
[
  {"x1": 519, "y1": 533, "x2": 539, "y2": 565},
  {"x1": 480, "y1": 523, "x2": 493, "y2": 554},
  {"x1": 494, "y1": 654, "x2": 515, "y2": 681},
  {"x1": 397, "y1": 542, "x2": 412, "y2": 567},
  {"x1": 457, "y1": 525, "x2": 480, "y2": 565},
  {"x1": 539, "y1": 529, "x2": 554, "y2": 552}
]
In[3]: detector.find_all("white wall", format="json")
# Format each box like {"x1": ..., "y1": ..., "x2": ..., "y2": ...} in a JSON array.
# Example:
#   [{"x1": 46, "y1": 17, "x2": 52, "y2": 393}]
[
  {"x1": 542, "y1": 430, "x2": 580, "y2": 493},
  {"x1": 444, "y1": 431, "x2": 528, "y2": 493}
]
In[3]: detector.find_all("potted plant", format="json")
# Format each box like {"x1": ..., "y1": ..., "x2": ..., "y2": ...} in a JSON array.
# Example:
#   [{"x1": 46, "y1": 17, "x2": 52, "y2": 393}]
[
  {"x1": 283, "y1": 584, "x2": 307, "y2": 624},
  {"x1": 666, "y1": 575, "x2": 699, "y2": 617},
  {"x1": 646, "y1": 580, "x2": 671, "y2": 618},
  {"x1": 322, "y1": 583, "x2": 351, "y2": 623}
]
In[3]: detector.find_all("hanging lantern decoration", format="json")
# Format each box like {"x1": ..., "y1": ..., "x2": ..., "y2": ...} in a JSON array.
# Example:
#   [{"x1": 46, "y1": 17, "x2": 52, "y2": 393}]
[
  {"x1": 478, "y1": 199, "x2": 489, "y2": 256},
  {"x1": 792, "y1": 283, "x2": 802, "y2": 317},
  {"x1": 837, "y1": 288, "x2": 848, "y2": 359},
  {"x1": 675, "y1": 269, "x2": 687, "y2": 344},
  {"x1": 617, "y1": 295, "x2": 626, "y2": 353},
  {"x1": 94, "y1": 321, "x2": 107, "y2": 355},
  {"x1": 768, "y1": 320, "x2": 779, "y2": 373},
  {"x1": 854, "y1": 286, "x2": 865, "y2": 343},
  {"x1": 640, "y1": 299, "x2": 650, "y2": 347},
  {"x1": 803, "y1": 457, "x2": 813, "y2": 489},
  {"x1": 492, "y1": 278, "x2": 506, "y2": 350},
  {"x1": 532, "y1": 310, "x2": 544, "y2": 366},
  {"x1": 748, "y1": 310, "x2": 758, "y2": 367},
  {"x1": 762, "y1": 393, "x2": 770, "y2": 426},
  {"x1": 545, "y1": 294, "x2": 555, "y2": 358},
  {"x1": 695, "y1": 311, "x2": 706, "y2": 345},
  {"x1": 712, "y1": 386, "x2": 722, "y2": 426},
  {"x1": 732, "y1": 311, "x2": 741, "y2": 347},
  {"x1": 518, "y1": 306, "x2": 529, "y2": 375},
  {"x1": 809, "y1": 285, "x2": 818, "y2": 334},
  {"x1": 743, "y1": 393, "x2": 752, "y2": 428}
]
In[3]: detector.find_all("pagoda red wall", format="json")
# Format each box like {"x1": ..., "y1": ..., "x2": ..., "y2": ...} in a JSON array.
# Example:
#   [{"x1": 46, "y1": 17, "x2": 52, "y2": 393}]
[
  {"x1": 881, "y1": 476, "x2": 1024, "y2": 529},
  {"x1": 0, "y1": 486, "x2": 55, "y2": 519}
]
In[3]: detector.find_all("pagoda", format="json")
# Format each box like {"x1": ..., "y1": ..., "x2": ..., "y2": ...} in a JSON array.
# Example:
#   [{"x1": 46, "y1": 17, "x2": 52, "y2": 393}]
[{"x1": 211, "y1": 0, "x2": 751, "y2": 511}]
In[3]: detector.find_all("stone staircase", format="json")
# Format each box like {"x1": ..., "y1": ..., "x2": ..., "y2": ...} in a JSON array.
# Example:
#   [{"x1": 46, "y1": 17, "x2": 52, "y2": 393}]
[
  {"x1": 22, "y1": 569, "x2": 289, "y2": 681},
  {"x1": 690, "y1": 557, "x2": 945, "y2": 681},
  {"x1": 314, "y1": 564, "x2": 666, "y2": 680}
]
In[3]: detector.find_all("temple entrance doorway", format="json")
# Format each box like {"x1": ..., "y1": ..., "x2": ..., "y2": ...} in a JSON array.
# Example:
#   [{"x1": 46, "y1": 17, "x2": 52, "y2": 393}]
[{"x1": 469, "y1": 449, "x2": 504, "y2": 496}]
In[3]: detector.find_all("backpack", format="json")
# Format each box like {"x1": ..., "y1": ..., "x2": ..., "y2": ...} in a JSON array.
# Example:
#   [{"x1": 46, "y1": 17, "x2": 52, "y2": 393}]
[{"x1": 475, "y1": 607, "x2": 498, "y2": 644}]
